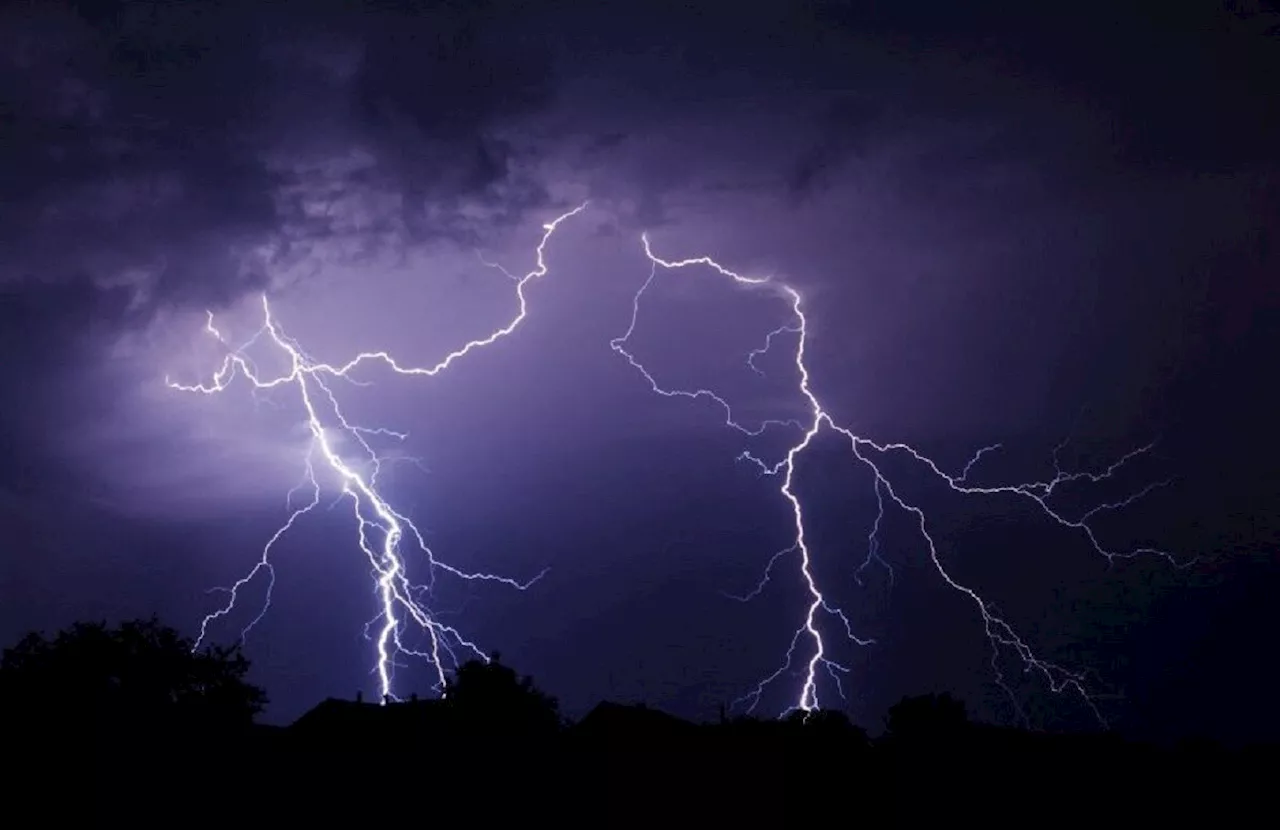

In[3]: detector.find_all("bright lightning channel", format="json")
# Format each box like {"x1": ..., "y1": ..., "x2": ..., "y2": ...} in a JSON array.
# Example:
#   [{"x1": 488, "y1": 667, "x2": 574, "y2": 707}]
[
  {"x1": 166, "y1": 203, "x2": 588, "y2": 702},
  {"x1": 614, "y1": 235, "x2": 1191, "y2": 724}
]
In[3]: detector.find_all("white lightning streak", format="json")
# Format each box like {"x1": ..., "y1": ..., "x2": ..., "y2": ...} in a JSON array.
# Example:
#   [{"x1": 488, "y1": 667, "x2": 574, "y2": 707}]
[
  {"x1": 166, "y1": 203, "x2": 587, "y2": 701},
  {"x1": 617, "y1": 233, "x2": 1189, "y2": 723}
]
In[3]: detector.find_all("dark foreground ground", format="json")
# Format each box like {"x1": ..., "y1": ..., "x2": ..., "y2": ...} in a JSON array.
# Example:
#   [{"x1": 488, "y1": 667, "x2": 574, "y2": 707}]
[{"x1": 13, "y1": 719, "x2": 1272, "y2": 823}]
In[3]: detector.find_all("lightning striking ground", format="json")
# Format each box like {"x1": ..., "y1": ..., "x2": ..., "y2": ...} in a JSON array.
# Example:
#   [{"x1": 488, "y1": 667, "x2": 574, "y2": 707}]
[
  {"x1": 166, "y1": 203, "x2": 587, "y2": 702},
  {"x1": 168, "y1": 197, "x2": 1181, "y2": 722},
  {"x1": 614, "y1": 235, "x2": 1189, "y2": 723}
]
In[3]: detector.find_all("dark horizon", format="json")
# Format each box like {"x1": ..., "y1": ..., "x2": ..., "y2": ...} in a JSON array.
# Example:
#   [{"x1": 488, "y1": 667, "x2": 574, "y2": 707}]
[
  {"x1": 2, "y1": 0, "x2": 1277, "y2": 749},
  {"x1": 8, "y1": 630, "x2": 1270, "y2": 821}
]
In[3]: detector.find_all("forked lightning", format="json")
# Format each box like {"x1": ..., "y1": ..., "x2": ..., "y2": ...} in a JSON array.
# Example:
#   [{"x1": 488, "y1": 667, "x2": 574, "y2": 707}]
[
  {"x1": 614, "y1": 234, "x2": 1187, "y2": 722},
  {"x1": 167, "y1": 204, "x2": 587, "y2": 701}
]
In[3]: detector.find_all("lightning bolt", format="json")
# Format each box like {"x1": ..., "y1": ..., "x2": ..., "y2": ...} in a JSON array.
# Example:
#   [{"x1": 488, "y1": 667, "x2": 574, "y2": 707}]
[
  {"x1": 616, "y1": 234, "x2": 1191, "y2": 724},
  {"x1": 166, "y1": 203, "x2": 587, "y2": 702}
]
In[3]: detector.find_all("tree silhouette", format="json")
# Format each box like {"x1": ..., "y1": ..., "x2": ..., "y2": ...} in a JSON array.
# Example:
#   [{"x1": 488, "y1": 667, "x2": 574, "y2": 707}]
[
  {"x1": 885, "y1": 692, "x2": 970, "y2": 743},
  {"x1": 781, "y1": 707, "x2": 871, "y2": 746},
  {"x1": 443, "y1": 652, "x2": 560, "y2": 734},
  {"x1": 0, "y1": 616, "x2": 267, "y2": 738}
]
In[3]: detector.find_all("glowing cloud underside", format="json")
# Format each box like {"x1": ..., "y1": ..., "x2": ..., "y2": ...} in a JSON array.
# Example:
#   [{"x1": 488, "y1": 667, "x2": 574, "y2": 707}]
[
  {"x1": 167, "y1": 203, "x2": 587, "y2": 701},
  {"x1": 613, "y1": 236, "x2": 1189, "y2": 723}
]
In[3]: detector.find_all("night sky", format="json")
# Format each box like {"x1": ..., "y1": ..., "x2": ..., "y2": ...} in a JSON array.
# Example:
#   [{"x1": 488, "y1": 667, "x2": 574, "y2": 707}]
[{"x1": 2, "y1": 0, "x2": 1277, "y2": 744}]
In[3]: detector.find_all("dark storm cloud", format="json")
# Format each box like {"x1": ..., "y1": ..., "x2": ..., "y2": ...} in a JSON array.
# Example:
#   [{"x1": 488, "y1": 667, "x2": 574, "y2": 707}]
[
  {"x1": 786, "y1": 94, "x2": 886, "y2": 198},
  {"x1": 0, "y1": 0, "x2": 574, "y2": 458},
  {"x1": 0, "y1": 2, "x2": 277, "y2": 307},
  {"x1": 0, "y1": 0, "x2": 587, "y2": 524},
  {"x1": 0, "y1": 0, "x2": 565, "y2": 332},
  {"x1": 809, "y1": 0, "x2": 1280, "y2": 173},
  {"x1": 4, "y1": 0, "x2": 1275, "y2": 329}
]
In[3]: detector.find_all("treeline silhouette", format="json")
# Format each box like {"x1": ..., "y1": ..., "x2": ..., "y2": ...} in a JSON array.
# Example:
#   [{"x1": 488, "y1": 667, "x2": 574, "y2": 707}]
[{"x1": 2, "y1": 618, "x2": 1268, "y2": 820}]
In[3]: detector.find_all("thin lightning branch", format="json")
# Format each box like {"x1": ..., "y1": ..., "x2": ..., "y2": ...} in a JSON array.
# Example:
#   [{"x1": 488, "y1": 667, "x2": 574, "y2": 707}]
[
  {"x1": 611, "y1": 261, "x2": 805, "y2": 438},
  {"x1": 166, "y1": 203, "x2": 587, "y2": 702},
  {"x1": 618, "y1": 233, "x2": 1189, "y2": 723},
  {"x1": 853, "y1": 478, "x2": 892, "y2": 589},
  {"x1": 721, "y1": 545, "x2": 797, "y2": 602},
  {"x1": 748, "y1": 324, "x2": 802, "y2": 377}
]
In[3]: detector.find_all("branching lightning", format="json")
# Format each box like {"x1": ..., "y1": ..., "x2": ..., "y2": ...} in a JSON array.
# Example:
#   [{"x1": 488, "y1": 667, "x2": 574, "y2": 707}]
[
  {"x1": 615, "y1": 235, "x2": 1191, "y2": 723},
  {"x1": 168, "y1": 196, "x2": 1184, "y2": 724},
  {"x1": 166, "y1": 203, "x2": 587, "y2": 702}
]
